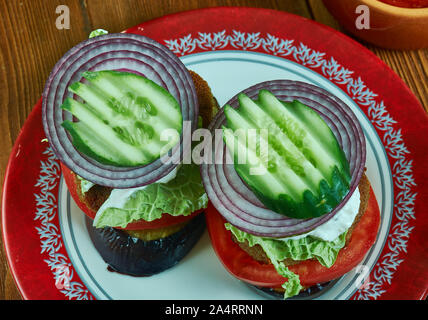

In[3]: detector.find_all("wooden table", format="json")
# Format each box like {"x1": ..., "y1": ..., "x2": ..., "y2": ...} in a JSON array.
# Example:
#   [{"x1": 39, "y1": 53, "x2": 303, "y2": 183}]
[{"x1": 0, "y1": 0, "x2": 426, "y2": 300}]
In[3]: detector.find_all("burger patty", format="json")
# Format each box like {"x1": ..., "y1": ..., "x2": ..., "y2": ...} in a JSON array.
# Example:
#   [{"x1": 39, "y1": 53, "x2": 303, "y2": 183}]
[
  {"x1": 233, "y1": 173, "x2": 371, "y2": 267},
  {"x1": 73, "y1": 70, "x2": 219, "y2": 226}
]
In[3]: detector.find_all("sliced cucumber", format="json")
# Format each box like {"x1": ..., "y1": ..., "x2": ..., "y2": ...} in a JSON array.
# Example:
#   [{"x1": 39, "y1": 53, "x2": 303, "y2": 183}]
[
  {"x1": 222, "y1": 90, "x2": 351, "y2": 219},
  {"x1": 62, "y1": 70, "x2": 182, "y2": 167}
]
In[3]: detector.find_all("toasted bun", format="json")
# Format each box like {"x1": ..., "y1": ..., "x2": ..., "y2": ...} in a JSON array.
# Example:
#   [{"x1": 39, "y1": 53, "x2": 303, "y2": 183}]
[{"x1": 188, "y1": 70, "x2": 219, "y2": 128}]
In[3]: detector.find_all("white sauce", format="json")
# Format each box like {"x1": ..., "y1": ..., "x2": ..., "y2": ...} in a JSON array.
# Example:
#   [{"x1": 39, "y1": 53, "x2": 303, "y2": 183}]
[
  {"x1": 92, "y1": 166, "x2": 179, "y2": 226},
  {"x1": 280, "y1": 187, "x2": 361, "y2": 242}
]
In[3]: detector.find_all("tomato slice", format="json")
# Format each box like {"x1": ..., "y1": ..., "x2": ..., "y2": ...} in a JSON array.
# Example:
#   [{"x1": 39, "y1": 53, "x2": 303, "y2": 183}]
[
  {"x1": 205, "y1": 187, "x2": 380, "y2": 288},
  {"x1": 61, "y1": 163, "x2": 203, "y2": 230}
]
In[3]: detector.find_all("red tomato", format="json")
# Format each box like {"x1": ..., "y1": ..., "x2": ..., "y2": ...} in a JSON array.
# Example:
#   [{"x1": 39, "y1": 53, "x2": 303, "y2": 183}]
[
  {"x1": 205, "y1": 187, "x2": 380, "y2": 288},
  {"x1": 61, "y1": 163, "x2": 203, "y2": 230}
]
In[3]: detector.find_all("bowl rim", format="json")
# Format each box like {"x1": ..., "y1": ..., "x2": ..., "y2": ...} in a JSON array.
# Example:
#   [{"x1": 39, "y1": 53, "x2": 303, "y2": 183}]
[{"x1": 360, "y1": 0, "x2": 428, "y2": 16}]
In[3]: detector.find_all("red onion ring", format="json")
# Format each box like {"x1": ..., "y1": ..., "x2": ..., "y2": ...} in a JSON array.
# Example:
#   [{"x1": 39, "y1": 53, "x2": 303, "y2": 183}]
[
  {"x1": 42, "y1": 33, "x2": 198, "y2": 188},
  {"x1": 201, "y1": 80, "x2": 366, "y2": 238}
]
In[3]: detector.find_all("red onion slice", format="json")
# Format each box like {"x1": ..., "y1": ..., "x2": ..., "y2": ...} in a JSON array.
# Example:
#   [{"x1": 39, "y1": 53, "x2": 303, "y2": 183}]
[
  {"x1": 201, "y1": 80, "x2": 366, "y2": 238},
  {"x1": 42, "y1": 33, "x2": 198, "y2": 188}
]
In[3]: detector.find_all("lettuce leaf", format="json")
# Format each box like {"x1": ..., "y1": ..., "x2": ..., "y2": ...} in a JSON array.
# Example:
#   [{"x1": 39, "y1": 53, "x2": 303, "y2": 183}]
[
  {"x1": 93, "y1": 164, "x2": 208, "y2": 228},
  {"x1": 77, "y1": 175, "x2": 94, "y2": 194},
  {"x1": 225, "y1": 223, "x2": 347, "y2": 299},
  {"x1": 89, "y1": 29, "x2": 108, "y2": 38}
]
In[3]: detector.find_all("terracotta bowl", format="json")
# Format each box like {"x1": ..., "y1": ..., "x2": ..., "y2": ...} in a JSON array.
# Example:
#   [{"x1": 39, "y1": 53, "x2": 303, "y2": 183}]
[{"x1": 322, "y1": 0, "x2": 428, "y2": 49}]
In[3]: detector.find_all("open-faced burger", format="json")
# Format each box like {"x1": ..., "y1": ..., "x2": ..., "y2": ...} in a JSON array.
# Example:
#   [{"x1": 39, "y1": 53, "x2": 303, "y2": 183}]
[
  {"x1": 201, "y1": 80, "x2": 381, "y2": 299},
  {"x1": 42, "y1": 31, "x2": 218, "y2": 276}
]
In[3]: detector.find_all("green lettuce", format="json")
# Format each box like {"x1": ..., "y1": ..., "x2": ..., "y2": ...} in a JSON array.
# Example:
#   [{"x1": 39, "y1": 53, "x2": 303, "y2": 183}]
[
  {"x1": 94, "y1": 164, "x2": 208, "y2": 228},
  {"x1": 225, "y1": 223, "x2": 347, "y2": 299},
  {"x1": 89, "y1": 29, "x2": 108, "y2": 38},
  {"x1": 77, "y1": 175, "x2": 94, "y2": 194}
]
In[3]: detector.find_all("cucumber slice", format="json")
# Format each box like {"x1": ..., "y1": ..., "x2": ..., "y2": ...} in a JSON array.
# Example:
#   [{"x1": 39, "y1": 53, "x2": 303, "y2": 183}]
[
  {"x1": 223, "y1": 91, "x2": 351, "y2": 219},
  {"x1": 62, "y1": 70, "x2": 182, "y2": 167},
  {"x1": 222, "y1": 126, "x2": 290, "y2": 200}
]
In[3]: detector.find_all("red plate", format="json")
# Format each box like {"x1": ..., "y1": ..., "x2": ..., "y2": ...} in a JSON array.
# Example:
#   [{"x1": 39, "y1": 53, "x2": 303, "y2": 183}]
[{"x1": 2, "y1": 7, "x2": 428, "y2": 300}]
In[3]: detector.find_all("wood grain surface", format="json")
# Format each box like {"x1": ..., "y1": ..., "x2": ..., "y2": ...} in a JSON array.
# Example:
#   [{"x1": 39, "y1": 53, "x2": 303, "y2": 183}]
[{"x1": 0, "y1": 0, "x2": 427, "y2": 300}]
